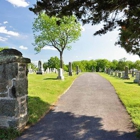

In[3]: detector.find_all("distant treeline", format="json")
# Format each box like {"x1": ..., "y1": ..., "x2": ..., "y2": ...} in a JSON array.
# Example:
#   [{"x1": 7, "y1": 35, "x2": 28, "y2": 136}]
[
  {"x1": 29, "y1": 57, "x2": 140, "y2": 72},
  {"x1": 70, "y1": 58, "x2": 140, "y2": 72}
]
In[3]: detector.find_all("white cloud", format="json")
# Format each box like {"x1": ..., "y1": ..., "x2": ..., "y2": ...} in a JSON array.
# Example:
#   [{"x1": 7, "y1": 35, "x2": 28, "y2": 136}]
[
  {"x1": 3, "y1": 21, "x2": 8, "y2": 24},
  {"x1": 11, "y1": 47, "x2": 16, "y2": 49},
  {"x1": 6, "y1": 0, "x2": 29, "y2": 7},
  {"x1": 19, "y1": 45, "x2": 28, "y2": 50},
  {"x1": 0, "y1": 36, "x2": 8, "y2": 42},
  {"x1": 42, "y1": 46, "x2": 57, "y2": 51},
  {"x1": 0, "y1": 26, "x2": 19, "y2": 36}
]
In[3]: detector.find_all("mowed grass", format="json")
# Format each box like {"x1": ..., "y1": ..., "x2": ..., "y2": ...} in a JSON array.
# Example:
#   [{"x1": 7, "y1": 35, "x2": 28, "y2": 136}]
[
  {"x1": 28, "y1": 72, "x2": 80, "y2": 124},
  {"x1": 99, "y1": 72, "x2": 140, "y2": 134}
]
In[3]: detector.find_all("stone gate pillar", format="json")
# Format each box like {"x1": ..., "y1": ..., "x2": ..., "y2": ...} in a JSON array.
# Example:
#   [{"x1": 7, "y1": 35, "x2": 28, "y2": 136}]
[{"x1": 0, "y1": 49, "x2": 30, "y2": 130}]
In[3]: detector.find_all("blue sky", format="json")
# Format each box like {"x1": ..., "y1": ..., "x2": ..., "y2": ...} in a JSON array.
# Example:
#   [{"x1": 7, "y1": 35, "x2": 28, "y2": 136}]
[{"x1": 0, "y1": 0, "x2": 139, "y2": 65}]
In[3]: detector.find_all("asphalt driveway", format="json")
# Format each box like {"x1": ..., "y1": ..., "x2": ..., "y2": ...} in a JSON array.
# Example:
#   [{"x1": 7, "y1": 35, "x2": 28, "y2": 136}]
[{"x1": 16, "y1": 73, "x2": 139, "y2": 140}]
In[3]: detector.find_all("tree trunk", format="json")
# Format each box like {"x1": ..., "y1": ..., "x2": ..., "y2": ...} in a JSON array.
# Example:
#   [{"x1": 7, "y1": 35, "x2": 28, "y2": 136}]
[{"x1": 60, "y1": 51, "x2": 63, "y2": 69}]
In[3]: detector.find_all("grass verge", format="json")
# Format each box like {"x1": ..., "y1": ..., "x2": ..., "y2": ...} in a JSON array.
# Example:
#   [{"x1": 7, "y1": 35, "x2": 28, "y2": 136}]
[{"x1": 98, "y1": 72, "x2": 140, "y2": 136}]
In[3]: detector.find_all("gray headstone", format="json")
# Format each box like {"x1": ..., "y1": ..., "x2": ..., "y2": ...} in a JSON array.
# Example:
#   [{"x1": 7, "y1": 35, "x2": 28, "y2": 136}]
[
  {"x1": 134, "y1": 72, "x2": 140, "y2": 83},
  {"x1": 69, "y1": 62, "x2": 72, "y2": 76},
  {"x1": 122, "y1": 66, "x2": 130, "y2": 79},
  {"x1": 76, "y1": 65, "x2": 79, "y2": 75},
  {"x1": 36, "y1": 60, "x2": 44, "y2": 74}
]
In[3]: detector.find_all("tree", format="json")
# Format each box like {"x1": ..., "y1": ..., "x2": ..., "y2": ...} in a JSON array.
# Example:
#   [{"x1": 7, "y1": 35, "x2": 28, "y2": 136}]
[
  {"x1": 125, "y1": 60, "x2": 134, "y2": 69},
  {"x1": 30, "y1": 1, "x2": 140, "y2": 56},
  {"x1": 43, "y1": 62, "x2": 48, "y2": 71},
  {"x1": 32, "y1": 13, "x2": 81, "y2": 69},
  {"x1": 28, "y1": 63, "x2": 38, "y2": 71},
  {"x1": 117, "y1": 58, "x2": 127, "y2": 71},
  {"x1": 0, "y1": 47, "x2": 8, "y2": 51},
  {"x1": 47, "y1": 56, "x2": 60, "y2": 69},
  {"x1": 134, "y1": 60, "x2": 140, "y2": 70},
  {"x1": 110, "y1": 60, "x2": 118, "y2": 70},
  {"x1": 96, "y1": 59, "x2": 111, "y2": 72}
]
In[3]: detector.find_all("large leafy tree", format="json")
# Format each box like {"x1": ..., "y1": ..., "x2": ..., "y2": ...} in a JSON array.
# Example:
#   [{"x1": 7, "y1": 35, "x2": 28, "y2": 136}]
[
  {"x1": 96, "y1": 59, "x2": 111, "y2": 72},
  {"x1": 134, "y1": 60, "x2": 140, "y2": 70},
  {"x1": 110, "y1": 60, "x2": 118, "y2": 70},
  {"x1": 32, "y1": 13, "x2": 81, "y2": 68},
  {"x1": 47, "y1": 56, "x2": 60, "y2": 69},
  {"x1": 30, "y1": 0, "x2": 140, "y2": 56}
]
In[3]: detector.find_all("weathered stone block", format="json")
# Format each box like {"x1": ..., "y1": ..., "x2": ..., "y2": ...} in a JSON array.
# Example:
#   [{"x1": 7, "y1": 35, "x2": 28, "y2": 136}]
[
  {"x1": 20, "y1": 102, "x2": 27, "y2": 114},
  {"x1": 18, "y1": 72, "x2": 25, "y2": 79},
  {"x1": 0, "y1": 81, "x2": 8, "y2": 93},
  {"x1": 0, "y1": 99, "x2": 19, "y2": 117},
  {"x1": 15, "y1": 79, "x2": 28, "y2": 97}
]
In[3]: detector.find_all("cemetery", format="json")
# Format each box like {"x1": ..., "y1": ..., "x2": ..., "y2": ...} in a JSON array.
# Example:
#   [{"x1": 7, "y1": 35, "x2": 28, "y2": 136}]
[
  {"x1": 1, "y1": 1, "x2": 140, "y2": 139},
  {"x1": 0, "y1": 49, "x2": 140, "y2": 140}
]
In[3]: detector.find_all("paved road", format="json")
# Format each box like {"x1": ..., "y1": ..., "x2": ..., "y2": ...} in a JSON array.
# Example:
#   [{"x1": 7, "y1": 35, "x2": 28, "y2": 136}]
[{"x1": 16, "y1": 73, "x2": 139, "y2": 140}]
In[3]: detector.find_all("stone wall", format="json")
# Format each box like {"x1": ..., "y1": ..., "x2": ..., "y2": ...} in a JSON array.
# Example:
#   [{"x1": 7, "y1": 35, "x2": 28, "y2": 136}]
[{"x1": 0, "y1": 49, "x2": 30, "y2": 130}]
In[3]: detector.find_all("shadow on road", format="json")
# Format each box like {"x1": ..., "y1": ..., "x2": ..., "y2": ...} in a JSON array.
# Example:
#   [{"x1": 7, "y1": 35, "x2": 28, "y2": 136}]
[{"x1": 17, "y1": 111, "x2": 138, "y2": 140}]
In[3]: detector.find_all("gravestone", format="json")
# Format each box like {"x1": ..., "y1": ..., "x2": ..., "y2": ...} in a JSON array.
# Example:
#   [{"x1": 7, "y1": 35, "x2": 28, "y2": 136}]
[
  {"x1": 45, "y1": 68, "x2": 49, "y2": 73},
  {"x1": 115, "y1": 71, "x2": 118, "y2": 77},
  {"x1": 107, "y1": 68, "x2": 111, "y2": 75},
  {"x1": 68, "y1": 62, "x2": 72, "y2": 76},
  {"x1": 49, "y1": 68, "x2": 52, "y2": 73},
  {"x1": 122, "y1": 71, "x2": 125, "y2": 78},
  {"x1": 134, "y1": 72, "x2": 140, "y2": 83},
  {"x1": 28, "y1": 65, "x2": 33, "y2": 74},
  {"x1": 132, "y1": 69, "x2": 134, "y2": 77},
  {"x1": 110, "y1": 71, "x2": 113, "y2": 76},
  {"x1": 36, "y1": 60, "x2": 44, "y2": 74},
  {"x1": 118, "y1": 72, "x2": 121, "y2": 78},
  {"x1": 57, "y1": 68, "x2": 64, "y2": 80},
  {"x1": 122, "y1": 66, "x2": 130, "y2": 79},
  {"x1": 76, "y1": 65, "x2": 79, "y2": 75},
  {"x1": 0, "y1": 49, "x2": 30, "y2": 130},
  {"x1": 104, "y1": 67, "x2": 106, "y2": 73}
]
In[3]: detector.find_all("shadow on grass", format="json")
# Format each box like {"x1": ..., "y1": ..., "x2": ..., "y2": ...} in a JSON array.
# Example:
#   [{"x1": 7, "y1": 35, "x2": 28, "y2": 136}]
[
  {"x1": 28, "y1": 96, "x2": 51, "y2": 125},
  {"x1": 124, "y1": 82, "x2": 138, "y2": 85},
  {"x1": 43, "y1": 78, "x2": 57, "y2": 80},
  {"x1": 16, "y1": 111, "x2": 139, "y2": 140},
  {"x1": 124, "y1": 82, "x2": 134, "y2": 84}
]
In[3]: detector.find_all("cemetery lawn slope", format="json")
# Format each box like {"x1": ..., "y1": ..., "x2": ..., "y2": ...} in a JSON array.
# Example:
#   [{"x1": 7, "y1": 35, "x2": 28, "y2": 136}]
[
  {"x1": 99, "y1": 72, "x2": 140, "y2": 136},
  {"x1": 28, "y1": 73, "x2": 80, "y2": 125}
]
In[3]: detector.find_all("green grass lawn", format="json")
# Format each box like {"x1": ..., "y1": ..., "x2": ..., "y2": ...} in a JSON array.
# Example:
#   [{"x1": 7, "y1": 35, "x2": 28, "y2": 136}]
[{"x1": 98, "y1": 72, "x2": 140, "y2": 136}]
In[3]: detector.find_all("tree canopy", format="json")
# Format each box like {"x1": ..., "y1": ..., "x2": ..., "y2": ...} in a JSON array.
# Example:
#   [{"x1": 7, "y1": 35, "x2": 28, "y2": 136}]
[
  {"x1": 30, "y1": 0, "x2": 140, "y2": 56},
  {"x1": 47, "y1": 56, "x2": 60, "y2": 69},
  {"x1": 0, "y1": 47, "x2": 8, "y2": 51},
  {"x1": 32, "y1": 13, "x2": 81, "y2": 68}
]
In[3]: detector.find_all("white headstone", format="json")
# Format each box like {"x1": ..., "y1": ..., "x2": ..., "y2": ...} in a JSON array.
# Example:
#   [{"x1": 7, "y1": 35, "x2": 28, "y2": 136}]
[{"x1": 57, "y1": 68, "x2": 64, "y2": 80}]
